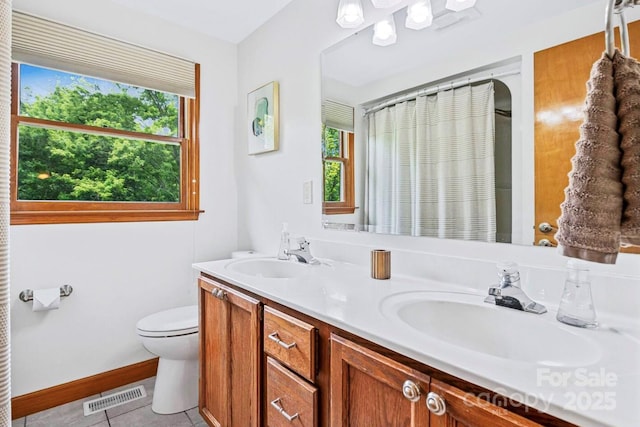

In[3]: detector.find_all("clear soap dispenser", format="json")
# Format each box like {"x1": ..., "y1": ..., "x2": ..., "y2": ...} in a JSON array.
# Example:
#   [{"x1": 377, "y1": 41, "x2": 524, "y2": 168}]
[
  {"x1": 277, "y1": 222, "x2": 290, "y2": 260},
  {"x1": 556, "y1": 259, "x2": 598, "y2": 328}
]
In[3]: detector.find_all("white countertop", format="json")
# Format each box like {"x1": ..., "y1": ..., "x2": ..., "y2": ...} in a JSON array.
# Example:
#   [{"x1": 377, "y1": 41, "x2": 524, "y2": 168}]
[{"x1": 193, "y1": 257, "x2": 640, "y2": 427}]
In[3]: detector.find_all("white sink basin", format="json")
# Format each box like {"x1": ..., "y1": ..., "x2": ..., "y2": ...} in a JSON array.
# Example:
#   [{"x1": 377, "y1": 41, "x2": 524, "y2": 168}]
[
  {"x1": 380, "y1": 291, "x2": 601, "y2": 367},
  {"x1": 225, "y1": 258, "x2": 311, "y2": 279}
]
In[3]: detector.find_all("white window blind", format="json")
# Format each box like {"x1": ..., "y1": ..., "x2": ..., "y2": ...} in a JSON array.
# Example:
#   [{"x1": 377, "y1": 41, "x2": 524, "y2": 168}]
[
  {"x1": 322, "y1": 100, "x2": 354, "y2": 132},
  {"x1": 12, "y1": 11, "x2": 196, "y2": 98}
]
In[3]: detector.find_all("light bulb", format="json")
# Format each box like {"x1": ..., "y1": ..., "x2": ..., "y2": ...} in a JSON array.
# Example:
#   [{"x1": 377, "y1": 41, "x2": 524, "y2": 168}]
[
  {"x1": 372, "y1": 16, "x2": 397, "y2": 46},
  {"x1": 376, "y1": 21, "x2": 393, "y2": 39},
  {"x1": 409, "y1": 3, "x2": 428, "y2": 22},
  {"x1": 406, "y1": 1, "x2": 433, "y2": 30},
  {"x1": 344, "y1": 4, "x2": 360, "y2": 22},
  {"x1": 336, "y1": 0, "x2": 364, "y2": 28}
]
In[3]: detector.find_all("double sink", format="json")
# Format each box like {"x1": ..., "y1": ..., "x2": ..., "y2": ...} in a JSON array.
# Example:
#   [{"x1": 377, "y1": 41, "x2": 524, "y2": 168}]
[{"x1": 224, "y1": 256, "x2": 601, "y2": 367}]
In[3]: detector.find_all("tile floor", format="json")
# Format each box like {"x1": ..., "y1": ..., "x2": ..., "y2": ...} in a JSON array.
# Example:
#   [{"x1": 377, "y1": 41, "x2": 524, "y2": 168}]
[{"x1": 11, "y1": 377, "x2": 207, "y2": 427}]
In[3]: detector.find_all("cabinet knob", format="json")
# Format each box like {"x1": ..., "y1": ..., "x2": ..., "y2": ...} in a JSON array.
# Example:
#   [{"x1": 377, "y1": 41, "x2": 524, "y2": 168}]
[
  {"x1": 426, "y1": 392, "x2": 446, "y2": 416},
  {"x1": 402, "y1": 380, "x2": 422, "y2": 402},
  {"x1": 211, "y1": 288, "x2": 227, "y2": 300}
]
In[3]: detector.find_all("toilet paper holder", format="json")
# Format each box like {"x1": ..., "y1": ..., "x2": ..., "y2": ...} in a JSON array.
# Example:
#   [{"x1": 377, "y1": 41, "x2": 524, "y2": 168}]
[{"x1": 19, "y1": 285, "x2": 73, "y2": 303}]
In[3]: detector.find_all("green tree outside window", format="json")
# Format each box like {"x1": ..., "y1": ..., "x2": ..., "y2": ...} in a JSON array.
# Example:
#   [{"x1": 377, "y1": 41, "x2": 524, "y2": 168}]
[{"x1": 18, "y1": 64, "x2": 181, "y2": 202}]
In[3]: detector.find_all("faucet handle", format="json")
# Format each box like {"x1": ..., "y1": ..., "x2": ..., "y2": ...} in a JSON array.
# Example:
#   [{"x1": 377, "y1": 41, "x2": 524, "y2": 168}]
[
  {"x1": 496, "y1": 260, "x2": 520, "y2": 287},
  {"x1": 295, "y1": 237, "x2": 310, "y2": 249}
]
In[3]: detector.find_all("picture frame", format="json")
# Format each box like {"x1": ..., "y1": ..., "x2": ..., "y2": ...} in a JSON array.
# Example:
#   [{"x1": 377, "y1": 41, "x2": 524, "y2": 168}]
[{"x1": 247, "y1": 81, "x2": 279, "y2": 155}]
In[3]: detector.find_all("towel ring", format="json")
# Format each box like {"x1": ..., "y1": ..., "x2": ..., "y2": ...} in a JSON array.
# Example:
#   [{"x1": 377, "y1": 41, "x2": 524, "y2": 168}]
[{"x1": 606, "y1": 0, "x2": 638, "y2": 58}]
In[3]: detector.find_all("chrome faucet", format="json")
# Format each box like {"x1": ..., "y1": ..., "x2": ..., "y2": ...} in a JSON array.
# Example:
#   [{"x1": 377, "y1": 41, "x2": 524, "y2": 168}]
[
  {"x1": 484, "y1": 261, "x2": 547, "y2": 314},
  {"x1": 285, "y1": 238, "x2": 320, "y2": 265}
]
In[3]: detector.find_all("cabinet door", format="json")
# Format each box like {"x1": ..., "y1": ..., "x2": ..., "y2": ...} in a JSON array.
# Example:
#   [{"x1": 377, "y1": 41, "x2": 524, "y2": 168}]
[
  {"x1": 199, "y1": 277, "x2": 262, "y2": 427},
  {"x1": 428, "y1": 379, "x2": 542, "y2": 427},
  {"x1": 330, "y1": 334, "x2": 430, "y2": 427}
]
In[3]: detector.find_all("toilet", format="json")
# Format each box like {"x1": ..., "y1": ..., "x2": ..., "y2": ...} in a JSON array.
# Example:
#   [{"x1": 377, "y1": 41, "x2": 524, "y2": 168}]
[{"x1": 136, "y1": 305, "x2": 199, "y2": 414}]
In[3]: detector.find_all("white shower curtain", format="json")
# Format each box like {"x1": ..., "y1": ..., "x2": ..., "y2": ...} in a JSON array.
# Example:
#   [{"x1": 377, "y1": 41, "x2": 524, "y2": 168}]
[{"x1": 365, "y1": 81, "x2": 497, "y2": 241}]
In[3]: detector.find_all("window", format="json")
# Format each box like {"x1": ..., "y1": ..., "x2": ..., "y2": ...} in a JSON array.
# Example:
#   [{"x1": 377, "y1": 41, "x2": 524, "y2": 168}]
[
  {"x1": 322, "y1": 125, "x2": 355, "y2": 214},
  {"x1": 322, "y1": 100, "x2": 355, "y2": 215},
  {"x1": 10, "y1": 12, "x2": 200, "y2": 225}
]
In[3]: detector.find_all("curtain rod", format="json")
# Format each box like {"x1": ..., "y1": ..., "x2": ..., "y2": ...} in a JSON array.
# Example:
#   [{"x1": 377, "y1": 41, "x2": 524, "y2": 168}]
[{"x1": 363, "y1": 70, "x2": 520, "y2": 116}]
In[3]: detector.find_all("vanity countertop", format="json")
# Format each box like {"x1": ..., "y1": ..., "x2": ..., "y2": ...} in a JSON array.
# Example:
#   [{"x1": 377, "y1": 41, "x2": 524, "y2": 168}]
[{"x1": 193, "y1": 257, "x2": 640, "y2": 427}]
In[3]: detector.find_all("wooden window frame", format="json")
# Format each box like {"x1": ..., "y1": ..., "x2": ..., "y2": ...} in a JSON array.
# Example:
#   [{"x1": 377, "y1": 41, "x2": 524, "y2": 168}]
[
  {"x1": 10, "y1": 63, "x2": 202, "y2": 225},
  {"x1": 323, "y1": 130, "x2": 355, "y2": 215}
]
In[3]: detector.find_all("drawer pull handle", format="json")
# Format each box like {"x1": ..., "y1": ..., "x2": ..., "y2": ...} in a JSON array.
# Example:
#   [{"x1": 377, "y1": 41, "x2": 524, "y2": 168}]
[
  {"x1": 270, "y1": 397, "x2": 299, "y2": 421},
  {"x1": 268, "y1": 332, "x2": 297, "y2": 349},
  {"x1": 426, "y1": 392, "x2": 446, "y2": 416}
]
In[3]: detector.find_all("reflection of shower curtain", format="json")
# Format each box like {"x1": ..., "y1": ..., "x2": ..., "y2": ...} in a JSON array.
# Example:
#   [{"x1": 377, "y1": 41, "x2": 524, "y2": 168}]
[
  {"x1": 0, "y1": 1, "x2": 10, "y2": 422},
  {"x1": 365, "y1": 82, "x2": 496, "y2": 241}
]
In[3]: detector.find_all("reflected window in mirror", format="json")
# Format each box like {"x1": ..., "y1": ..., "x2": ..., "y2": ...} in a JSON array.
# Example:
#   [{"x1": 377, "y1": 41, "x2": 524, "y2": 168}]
[
  {"x1": 322, "y1": 100, "x2": 356, "y2": 215},
  {"x1": 322, "y1": 125, "x2": 355, "y2": 214}
]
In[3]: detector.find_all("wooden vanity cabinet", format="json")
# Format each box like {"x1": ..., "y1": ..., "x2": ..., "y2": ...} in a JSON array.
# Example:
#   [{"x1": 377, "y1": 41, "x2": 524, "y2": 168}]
[
  {"x1": 197, "y1": 274, "x2": 573, "y2": 427},
  {"x1": 198, "y1": 277, "x2": 262, "y2": 427},
  {"x1": 331, "y1": 334, "x2": 543, "y2": 427}
]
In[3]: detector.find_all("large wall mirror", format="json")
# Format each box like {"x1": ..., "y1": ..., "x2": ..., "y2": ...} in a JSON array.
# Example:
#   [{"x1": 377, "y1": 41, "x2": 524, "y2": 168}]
[{"x1": 320, "y1": 0, "x2": 617, "y2": 247}]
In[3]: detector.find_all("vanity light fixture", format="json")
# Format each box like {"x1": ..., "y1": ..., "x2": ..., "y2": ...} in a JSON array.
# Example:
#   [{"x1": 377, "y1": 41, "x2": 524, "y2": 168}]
[
  {"x1": 370, "y1": 0, "x2": 402, "y2": 8},
  {"x1": 336, "y1": 0, "x2": 365, "y2": 28},
  {"x1": 372, "y1": 15, "x2": 397, "y2": 46},
  {"x1": 445, "y1": 0, "x2": 476, "y2": 12},
  {"x1": 406, "y1": 0, "x2": 433, "y2": 30}
]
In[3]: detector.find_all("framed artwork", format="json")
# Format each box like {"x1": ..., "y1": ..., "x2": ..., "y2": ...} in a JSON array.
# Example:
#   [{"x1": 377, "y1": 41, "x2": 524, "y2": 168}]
[{"x1": 247, "y1": 81, "x2": 279, "y2": 155}]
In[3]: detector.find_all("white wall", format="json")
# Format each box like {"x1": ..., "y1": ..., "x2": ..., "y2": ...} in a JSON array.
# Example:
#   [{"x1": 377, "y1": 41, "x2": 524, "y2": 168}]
[
  {"x1": 236, "y1": 2, "x2": 640, "y2": 275},
  {"x1": 10, "y1": 0, "x2": 238, "y2": 396}
]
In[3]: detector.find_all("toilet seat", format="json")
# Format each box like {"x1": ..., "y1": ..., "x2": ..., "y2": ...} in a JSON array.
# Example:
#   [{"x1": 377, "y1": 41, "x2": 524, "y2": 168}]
[{"x1": 136, "y1": 305, "x2": 198, "y2": 338}]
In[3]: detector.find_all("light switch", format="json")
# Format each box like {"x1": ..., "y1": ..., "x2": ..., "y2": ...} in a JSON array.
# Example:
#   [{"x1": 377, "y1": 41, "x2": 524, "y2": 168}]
[{"x1": 303, "y1": 180, "x2": 313, "y2": 204}]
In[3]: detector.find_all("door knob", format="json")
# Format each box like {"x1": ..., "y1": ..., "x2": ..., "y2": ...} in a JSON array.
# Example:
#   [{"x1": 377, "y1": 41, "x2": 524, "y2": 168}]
[
  {"x1": 538, "y1": 238, "x2": 556, "y2": 247},
  {"x1": 538, "y1": 222, "x2": 556, "y2": 233}
]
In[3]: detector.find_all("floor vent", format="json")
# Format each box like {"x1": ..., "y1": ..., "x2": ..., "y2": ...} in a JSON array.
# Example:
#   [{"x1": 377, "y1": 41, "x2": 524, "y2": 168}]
[{"x1": 83, "y1": 385, "x2": 147, "y2": 416}]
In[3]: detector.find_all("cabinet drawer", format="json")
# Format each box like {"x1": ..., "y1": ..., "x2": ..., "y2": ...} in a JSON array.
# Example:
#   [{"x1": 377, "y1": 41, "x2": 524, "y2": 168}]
[
  {"x1": 266, "y1": 357, "x2": 317, "y2": 427},
  {"x1": 264, "y1": 306, "x2": 317, "y2": 382}
]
